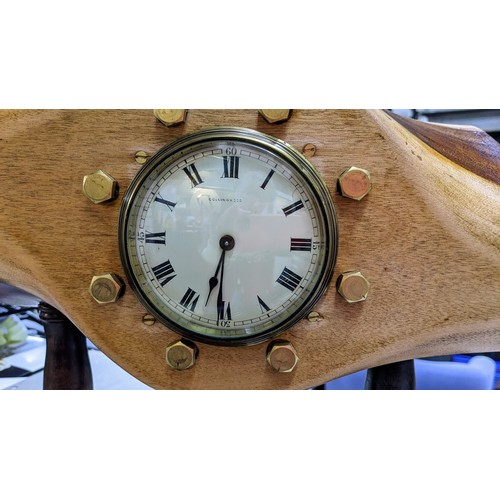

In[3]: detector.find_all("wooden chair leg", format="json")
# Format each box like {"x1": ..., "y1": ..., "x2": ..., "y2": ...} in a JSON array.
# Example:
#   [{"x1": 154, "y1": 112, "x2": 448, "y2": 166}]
[
  {"x1": 39, "y1": 302, "x2": 93, "y2": 390},
  {"x1": 365, "y1": 360, "x2": 416, "y2": 390}
]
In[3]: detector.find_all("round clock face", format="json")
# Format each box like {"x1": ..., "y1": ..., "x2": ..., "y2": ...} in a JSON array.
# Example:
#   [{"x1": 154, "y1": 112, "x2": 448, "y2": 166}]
[{"x1": 119, "y1": 128, "x2": 338, "y2": 346}]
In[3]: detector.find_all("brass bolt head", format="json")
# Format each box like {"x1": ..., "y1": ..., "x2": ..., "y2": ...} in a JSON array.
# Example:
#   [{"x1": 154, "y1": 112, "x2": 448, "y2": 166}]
[
  {"x1": 166, "y1": 339, "x2": 199, "y2": 370},
  {"x1": 307, "y1": 311, "x2": 324, "y2": 322},
  {"x1": 135, "y1": 151, "x2": 149, "y2": 165},
  {"x1": 259, "y1": 109, "x2": 292, "y2": 124},
  {"x1": 89, "y1": 273, "x2": 125, "y2": 304},
  {"x1": 338, "y1": 166, "x2": 372, "y2": 200},
  {"x1": 142, "y1": 313, "x2": 156, "y2": 326},
  {"x1": 153, "y1": 109, "x2": 187, "y2": 127},
  {"x1": 337, "y1": 271, "x2": 370, "y2": 303},
  {"x1": 302, "y1": 143, "x2": 317, "y2": 157},
  {"x1": 82, "y1": 170, "x2": 119, "y2": 204},
  {"x1": 266, "y1": 340, "x2": 299, "y2": 373}
]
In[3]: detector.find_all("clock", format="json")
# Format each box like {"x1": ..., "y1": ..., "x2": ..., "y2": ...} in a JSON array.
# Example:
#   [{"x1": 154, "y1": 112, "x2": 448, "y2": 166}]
[{"x1": 118, "y1": 127, "x2": 338, "y2": 346}]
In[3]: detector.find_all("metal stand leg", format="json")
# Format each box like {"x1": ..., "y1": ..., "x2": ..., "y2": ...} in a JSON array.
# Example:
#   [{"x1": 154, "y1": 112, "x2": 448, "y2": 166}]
[
  {"x1": 365, "y1": 360, "x2": 415, "y2": 390},
  {"x1": 39, "y1": 302, "x2": 93, "y2": 390}
]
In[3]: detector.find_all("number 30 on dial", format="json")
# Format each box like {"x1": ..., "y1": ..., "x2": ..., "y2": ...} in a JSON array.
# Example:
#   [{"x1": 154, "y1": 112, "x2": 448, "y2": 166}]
[{"x1": 119, "y1": 128, "x2": 338, "y2": 346}]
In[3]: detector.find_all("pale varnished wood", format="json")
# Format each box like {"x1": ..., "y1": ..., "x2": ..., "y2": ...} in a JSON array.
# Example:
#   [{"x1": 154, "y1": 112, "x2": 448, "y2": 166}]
[{"x1": 0, "y1": 109, "x2": 499, "y2": 389}]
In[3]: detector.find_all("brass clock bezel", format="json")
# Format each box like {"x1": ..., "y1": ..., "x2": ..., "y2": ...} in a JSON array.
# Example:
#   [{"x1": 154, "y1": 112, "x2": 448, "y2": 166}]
[{"x1": 118, "y1": 127, "x2": 338, "y2": 346}]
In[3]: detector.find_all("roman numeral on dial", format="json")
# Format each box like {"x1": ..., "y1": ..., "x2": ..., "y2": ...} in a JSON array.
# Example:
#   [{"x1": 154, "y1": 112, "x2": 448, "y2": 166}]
[
  {"x1": 282, "y1": 200, "x2": 304, "y2": 216},
  {"x1": 217, "y1": 301, "x2": 232, "y2": 321},
  {"x1": 222, "y1": 156, "x2": 239, "y2": 178},
  {"x1": 276, "y1": 267, "x2": 303, "y2": 292},
  {"x1": 290, "y1": 238, "x2": 312, "y2": 251},
  {"x1": 146, "y1": 231, "x2": 166, "y2": 245},
  {"x1": 154, "y1": 195, "x2": 177, "y2": 211},
  {"x1": 260, "y1": 169, "x2": 275, "y2": 190},
  {"x1": 257, "y1": 295, "x2": 271, "y2": 314},
  {"x1": 183, "y1": 164, "x2": 203, "y2": 187},
  {"x1": 152, "y1": 260, "x2": 176, "y2": 286},
  {"x1": 180, "y1": 288, "x2": 200, "y2": 311}
]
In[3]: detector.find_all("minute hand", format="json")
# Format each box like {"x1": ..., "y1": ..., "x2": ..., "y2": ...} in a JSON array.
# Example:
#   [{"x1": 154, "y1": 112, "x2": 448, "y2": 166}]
[{"x1": 216, "y1": 250, "x2": 226, "y2": 324}]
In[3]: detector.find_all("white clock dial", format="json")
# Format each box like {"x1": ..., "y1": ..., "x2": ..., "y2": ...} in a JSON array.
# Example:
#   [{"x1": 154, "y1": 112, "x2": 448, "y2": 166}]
[{"x1": 119, "y1": 128, "x2": 337, "y2": 346}]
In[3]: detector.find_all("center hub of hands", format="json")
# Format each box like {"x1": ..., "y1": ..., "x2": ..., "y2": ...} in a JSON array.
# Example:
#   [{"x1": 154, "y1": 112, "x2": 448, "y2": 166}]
[{"x1": 219, "y1": 235, "x2": 235, "y2": 251}]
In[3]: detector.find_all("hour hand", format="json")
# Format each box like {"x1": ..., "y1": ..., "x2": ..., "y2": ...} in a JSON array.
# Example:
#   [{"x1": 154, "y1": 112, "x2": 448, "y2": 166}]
[
  {"x1": 205, "y1": 250, "x2": 225, "y2": 306},
  {"x1": 205, "y1": 235, "x2": 235, "y2": 307}
]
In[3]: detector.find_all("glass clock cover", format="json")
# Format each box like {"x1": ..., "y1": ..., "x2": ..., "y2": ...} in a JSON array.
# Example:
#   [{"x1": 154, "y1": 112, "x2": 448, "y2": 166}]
[{"x1": 119, "y1": 128, "x2": 338, "y2": 346}]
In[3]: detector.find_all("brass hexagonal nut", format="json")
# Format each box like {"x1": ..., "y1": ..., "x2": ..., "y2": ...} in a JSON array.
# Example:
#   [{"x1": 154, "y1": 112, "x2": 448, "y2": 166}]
[
  {"x1": 166, "y1": 339, "x2": 199, "y2": 371},
  {"x1": 259, "y1": 109, "x2": 292, "y2": 124},
  {"x1": 82, "y1": 170, "x2": 119, "y2": 204},
  {"x1": 266, "y1": 340, "x2": 299, "y2": 373},
  {"x1": 153, "y1": 109, "x2": 187, "y2": 127},
  {"x1": 89, "y1": 273, "x2": 125, "y2": 304},
  {"x1": 338, "y1": 166, "x2": 372, "y2": 200},
  {"x1": 337, "y1": 271, "x2": 370, "y2": 303}
]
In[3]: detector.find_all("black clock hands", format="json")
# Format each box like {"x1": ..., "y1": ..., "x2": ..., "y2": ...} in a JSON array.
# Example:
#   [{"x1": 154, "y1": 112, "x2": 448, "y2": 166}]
[
  {"x1": 205, "y1": 250, "x2": 225, "y2": 306},
  {"x1": 216, "y1": 251, "x2": 226, "y2": 323},
  {"x1": 205, "y1": 236, "x2": 235, "y2": 323}
]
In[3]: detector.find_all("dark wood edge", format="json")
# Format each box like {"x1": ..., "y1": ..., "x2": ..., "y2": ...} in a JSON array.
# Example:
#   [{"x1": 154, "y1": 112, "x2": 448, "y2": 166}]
[{"x1": 385, "y1": 110, "x2": 500, "y2": 186}]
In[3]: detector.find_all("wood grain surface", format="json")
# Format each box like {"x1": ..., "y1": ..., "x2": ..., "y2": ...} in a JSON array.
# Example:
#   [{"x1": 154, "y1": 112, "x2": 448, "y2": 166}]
[{"x1": 0, "y1": 109, "x2": 499, "y2": 389}]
